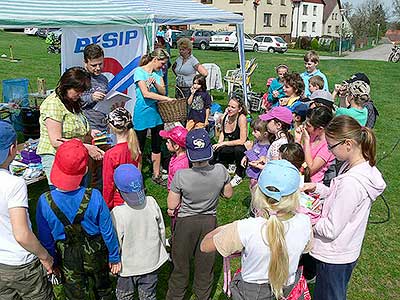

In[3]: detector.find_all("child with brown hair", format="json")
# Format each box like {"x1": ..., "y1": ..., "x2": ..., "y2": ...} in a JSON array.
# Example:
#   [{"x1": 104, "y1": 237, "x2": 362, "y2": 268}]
[
  {"x1": 103, "y1": 107, "x2": 141, "y2": 209},
  {"x1": 279, "y1": 72, "x2": 305, "y2": 113},
  {"x1": 301, "y1": 50, "x2": 329, "y2": 97},
  {"x1": 309, "y1": 75, "x2": 324, "y2": 94},
  {"x1": 186, "y1": 74, "x2": 212, "y2": 131}
]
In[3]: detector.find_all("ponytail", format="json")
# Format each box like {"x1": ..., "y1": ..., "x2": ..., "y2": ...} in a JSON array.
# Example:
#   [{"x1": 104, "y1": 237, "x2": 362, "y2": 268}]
[
  {"x1": 252, "y1": 187, "x2": 299, "y2": 299},
  {"x1": 127, "y1": 128, "x2": 141, "y2": 161},
  {"x1": 326, "y1": 115, "x2": 377, "y2": 166},
  {"x1": 266, "y1": 215, "x2": 289, "y2": 299},
  {"x1": 139, "y1": 54, "x2": 152, "y2": 66}
]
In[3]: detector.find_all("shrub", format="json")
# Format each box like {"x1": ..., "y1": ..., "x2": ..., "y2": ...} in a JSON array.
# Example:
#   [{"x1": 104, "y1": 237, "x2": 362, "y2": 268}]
[
  {"x1": 311, "y1": 38, "x2": 319, "y2": 50},
  {"x1": 300, "y1": 36, "x2": 311, "y2": 50}
]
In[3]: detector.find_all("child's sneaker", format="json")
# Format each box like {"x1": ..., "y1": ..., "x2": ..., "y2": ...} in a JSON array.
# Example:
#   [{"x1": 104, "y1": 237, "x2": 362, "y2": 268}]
[
  {"x1": 230, "y1": 174, "x2": 243, "y2": 187},
  {"x1": 152, "y1": 175, "x2": 167, "y2": 187},
  {"x1": 228, "y1": 164, "x2": 237, "y2": 175}
]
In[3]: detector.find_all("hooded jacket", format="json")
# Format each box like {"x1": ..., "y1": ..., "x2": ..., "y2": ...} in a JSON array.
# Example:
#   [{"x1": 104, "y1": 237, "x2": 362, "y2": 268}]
[{"x1": 311, "y1": 161, "x2": 386, "y2": 264}]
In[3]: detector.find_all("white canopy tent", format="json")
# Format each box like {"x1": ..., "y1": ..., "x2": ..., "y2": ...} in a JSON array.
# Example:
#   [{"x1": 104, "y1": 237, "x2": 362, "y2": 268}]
[{"x1": 0, "y1": 0, "x2": 249, "y2": 104}]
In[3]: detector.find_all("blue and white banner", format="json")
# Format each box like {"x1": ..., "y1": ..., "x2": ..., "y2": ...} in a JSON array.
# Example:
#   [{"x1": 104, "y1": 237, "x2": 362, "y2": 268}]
[{"x1": 61, "y1": 26, "x2": 147, "y2": 100}]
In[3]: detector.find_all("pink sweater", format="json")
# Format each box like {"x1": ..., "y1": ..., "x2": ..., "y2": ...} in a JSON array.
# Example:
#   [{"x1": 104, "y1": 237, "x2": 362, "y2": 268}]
[{"x1": 311, "y1": 161, "x2": 386, "y2": 264}]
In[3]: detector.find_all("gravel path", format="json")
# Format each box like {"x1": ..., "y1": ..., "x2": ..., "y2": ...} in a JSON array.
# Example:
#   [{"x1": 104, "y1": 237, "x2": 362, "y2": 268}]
[{"x1": 320, "y1": 39, "x2": 393, "y2": 61}]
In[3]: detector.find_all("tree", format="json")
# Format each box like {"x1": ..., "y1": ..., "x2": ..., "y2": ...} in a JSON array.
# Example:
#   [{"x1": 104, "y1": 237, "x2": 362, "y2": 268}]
[
  {"x1": 394, "y1": 0, "x2": 400, "y2": 21},
  {"x1": 349, "y1": 0, "x2": 388, "y2": 39}
]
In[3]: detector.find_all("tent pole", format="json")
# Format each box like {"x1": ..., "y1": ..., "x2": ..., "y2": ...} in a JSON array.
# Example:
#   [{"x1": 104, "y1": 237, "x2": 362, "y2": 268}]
[{"x1": 236, "y1": 23, "x2": 248, "y2": 108}]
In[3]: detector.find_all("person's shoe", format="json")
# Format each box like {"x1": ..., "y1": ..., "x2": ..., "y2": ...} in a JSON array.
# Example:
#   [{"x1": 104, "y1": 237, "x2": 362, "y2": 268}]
[
  {"x1": 161, "y1": 173, "x2": 169, "y2": 181},
  {"x1": 228, "y1": 164, "x2": 237, "y2": 175},
  {"x1": 230, "y1": 175, "x2": 243, "y2": 187},
  {"x1": 152, "y1": 175, "x2": 167, "y2": 187}
]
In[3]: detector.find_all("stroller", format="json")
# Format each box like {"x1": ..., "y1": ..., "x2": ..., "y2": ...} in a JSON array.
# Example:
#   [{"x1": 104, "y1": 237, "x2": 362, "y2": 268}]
[{"x1": 46, "y1": 32, "x2": 61, "y2": 54}]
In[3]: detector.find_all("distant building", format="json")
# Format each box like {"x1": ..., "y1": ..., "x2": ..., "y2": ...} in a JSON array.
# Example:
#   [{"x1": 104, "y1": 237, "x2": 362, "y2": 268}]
[
  {"x1": 322, "y1": 0, "x2": 343, "y2": 38},
  {"x1": 291, "y1": 0, "x2": 325, "y2": 38},
  {"x1": 193, "y1": 0, "x2": 293, "y2": 41}
]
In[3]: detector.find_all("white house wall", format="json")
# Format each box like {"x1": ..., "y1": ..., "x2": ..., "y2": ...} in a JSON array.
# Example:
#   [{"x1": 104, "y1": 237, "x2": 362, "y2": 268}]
[{"x1": 292, "y1": 2, "x2": 324, "y2": 38}]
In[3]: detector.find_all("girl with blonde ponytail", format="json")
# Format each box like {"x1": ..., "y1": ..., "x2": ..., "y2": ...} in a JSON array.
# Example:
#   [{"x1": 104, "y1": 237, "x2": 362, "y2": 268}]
[
  {"x1": 201, "y1": 160, "x2": 312, "y2": 300},
  {"x1": 302, "y1": 115, "x2": 386, "y2": 300},
  {"x1": 102, "y1": 107, "x2": 141, "y2": 209}
]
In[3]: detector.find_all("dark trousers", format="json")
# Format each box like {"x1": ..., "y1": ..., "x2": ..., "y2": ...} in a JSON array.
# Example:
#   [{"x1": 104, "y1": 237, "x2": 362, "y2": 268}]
[
  {"x1": 313, "y1": 259, "x2": 357, "y2": 300},
  {"x1": 87, "y1": 144, "x2": 111, "y2": 191},
  {"x1": 212, "y1": 145, "x2": 246, "y2": 177},
  {"x1": 135, "y1": 124, "x2": 163, "y2": 154},
  {"x1": 116, "y1": 270, "x2": 158, "y2": 300},
  {"x1": 166, "y1": 215, "x2": 217, "y2": 300}
]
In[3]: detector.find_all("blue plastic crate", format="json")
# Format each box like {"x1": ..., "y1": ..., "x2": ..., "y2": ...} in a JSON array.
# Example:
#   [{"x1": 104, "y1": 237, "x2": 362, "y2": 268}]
[{"x1": 2, "y1": 78, "x2": 29, "y2": 107}]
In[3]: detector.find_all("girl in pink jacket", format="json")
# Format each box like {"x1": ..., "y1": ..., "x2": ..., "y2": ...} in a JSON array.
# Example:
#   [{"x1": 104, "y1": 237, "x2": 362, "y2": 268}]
[{"x1": 303, "y1": 115, "x2": 386, "y2": 300}]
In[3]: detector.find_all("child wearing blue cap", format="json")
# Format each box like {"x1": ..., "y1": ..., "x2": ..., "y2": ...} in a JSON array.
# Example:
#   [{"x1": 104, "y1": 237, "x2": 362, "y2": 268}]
[
  {"x1": 166, "y1": 128, "x2": 233, "y2": 300},
  {"x1": 0, "y1": 121, "x2": 54, "y2": 299},
  {"x1": 201, "y1": 160, "x2": 312, "y2": 300},
  {"x1": 111, "y1": 164, "x2": 168, "y2": 300}
]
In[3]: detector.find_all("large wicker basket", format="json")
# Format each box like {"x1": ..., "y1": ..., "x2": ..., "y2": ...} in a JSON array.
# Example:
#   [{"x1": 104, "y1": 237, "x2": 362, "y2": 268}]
[{"x1": 158, "y1": 87, "x2": 187, "y2": 123}]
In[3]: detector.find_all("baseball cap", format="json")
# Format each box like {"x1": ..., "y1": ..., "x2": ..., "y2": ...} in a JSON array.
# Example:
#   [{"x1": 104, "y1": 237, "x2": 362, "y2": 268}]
[
  {"x1": 159, "y1": 126, "x2": 188, "y2": 148},
  {"x1": 259, "y1": 106, "x2": 293, "y2": 125},
  {"x1": 50, "y1": 139, "x2": 89, "y2": 191},
  {"x1": 348, "y1": 80, "x2": 370, "y2": 97},
  {"x1": 293, "y1": 103, "x2": 309, "y2": 119},
  {"x1": 309, "y1": 90, "x2": 334, "y2": 108},
  {"x1": 114, "y1": 164, "x2": 145, "y2": 206},
  {"x1": 186, "y1": 128, "x2": 213, "y2": 162},
  {"x1": 0, "y1": 121, "x2": 17, "y2": 165},
  {"x1": 258, "y1": 160, "x2": 300, "y2": 202},
  {"x1": 107, "y1": 107, "x2": 133, "y2": 130},
  {"x1": 344, "y1": 73, "x2": 370, "y2": 85}
]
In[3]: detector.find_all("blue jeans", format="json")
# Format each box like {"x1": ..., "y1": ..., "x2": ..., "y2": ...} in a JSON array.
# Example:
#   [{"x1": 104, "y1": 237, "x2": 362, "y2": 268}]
[{"x1": 313, "y1": 259, "x2": 357, "y2": 300}]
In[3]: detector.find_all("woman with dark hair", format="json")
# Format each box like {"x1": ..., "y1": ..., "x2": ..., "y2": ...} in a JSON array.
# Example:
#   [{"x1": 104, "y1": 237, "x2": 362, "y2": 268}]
[
  {"x1": 212, "y1": 95, "x2": 248, "y2": 187},
  {"x1": 133, "y1": 48, "x2": 175, "y2": 185},
  {"x1": 37, "y1": 67, "x2": 104, "y2": 185}
]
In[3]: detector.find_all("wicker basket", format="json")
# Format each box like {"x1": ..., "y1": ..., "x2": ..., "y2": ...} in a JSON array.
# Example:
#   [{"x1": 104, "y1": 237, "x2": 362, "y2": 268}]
[{"x1": 158, "y1": 87, "x2": 187, "y2": 123}]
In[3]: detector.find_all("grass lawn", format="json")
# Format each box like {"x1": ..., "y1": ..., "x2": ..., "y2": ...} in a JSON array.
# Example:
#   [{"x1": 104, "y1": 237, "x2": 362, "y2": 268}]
[{"x1": 1, "y1": 30, "x2": 399, "y2": 299}]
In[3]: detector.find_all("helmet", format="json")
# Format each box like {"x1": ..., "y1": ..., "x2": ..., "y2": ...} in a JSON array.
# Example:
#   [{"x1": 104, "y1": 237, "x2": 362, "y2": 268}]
[{"x1": 348, "y1": 80, "x2": 370, "y2": 98}]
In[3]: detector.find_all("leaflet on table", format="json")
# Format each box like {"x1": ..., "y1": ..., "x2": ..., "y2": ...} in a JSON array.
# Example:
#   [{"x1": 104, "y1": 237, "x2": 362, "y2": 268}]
[{"x1": 93, "y1": 90, "x2": 130, "y2": 114}]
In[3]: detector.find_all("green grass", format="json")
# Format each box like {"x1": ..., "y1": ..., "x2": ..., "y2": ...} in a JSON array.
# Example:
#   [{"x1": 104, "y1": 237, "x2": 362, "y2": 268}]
[{"x1": 1, "y1": 30, "x2": 399, "y2": 299}]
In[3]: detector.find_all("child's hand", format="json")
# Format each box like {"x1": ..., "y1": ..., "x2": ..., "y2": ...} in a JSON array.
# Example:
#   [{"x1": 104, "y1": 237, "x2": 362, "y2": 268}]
[
  {"x1": 244, "y1": 140, "x2": 253, "y2": 150},
  {"x1": 294, "y1": 125, "x2": 304, "y2": 143},
  {"x1": 279, "y1": 97, "x2": 289, "y2": 106},
  {"x1": 241, "y1": 156, "x2": 248, "y2": 168},
  {"x1": 109, "y1": 262, "x2": 121, "y2": 275},
  {"x1": 301, "y1": 183, "x2": 317, "y2": 193},
  {"x1": 190, "y1": 86, "x2": 197, "y2": 94}
]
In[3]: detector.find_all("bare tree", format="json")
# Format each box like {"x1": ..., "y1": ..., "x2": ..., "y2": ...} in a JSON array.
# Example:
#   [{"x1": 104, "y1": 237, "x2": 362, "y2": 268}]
[{"x1": 394, "y1": 0, "x2": 400, "y2": 21}]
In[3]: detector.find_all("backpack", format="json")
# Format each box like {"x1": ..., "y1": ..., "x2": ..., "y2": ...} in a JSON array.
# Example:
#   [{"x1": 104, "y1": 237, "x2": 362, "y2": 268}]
[
  {"x1": 364, "y1": 100, "x2": 379, "y2": 129},
  {"x1": 44, "y1": 189, "x2": 109, "y2": 279}
]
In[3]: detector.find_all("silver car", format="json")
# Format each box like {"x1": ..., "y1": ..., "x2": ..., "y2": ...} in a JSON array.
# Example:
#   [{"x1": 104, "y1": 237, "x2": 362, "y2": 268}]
[{"x1": 253, "y1": 35, "x2": 288, "y2": 53}]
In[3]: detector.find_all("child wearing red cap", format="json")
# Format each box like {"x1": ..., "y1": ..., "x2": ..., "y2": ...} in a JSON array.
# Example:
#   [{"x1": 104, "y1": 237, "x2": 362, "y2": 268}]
[
  {"x1": 36, "y1": 139, "x2": 121, "y2": 300},
  {"x1": 159, "y1": 126, "x2": 189, "y2": 190},
  {"x1": 103, "y1": 107, "x2": 141, "y2": 209}
]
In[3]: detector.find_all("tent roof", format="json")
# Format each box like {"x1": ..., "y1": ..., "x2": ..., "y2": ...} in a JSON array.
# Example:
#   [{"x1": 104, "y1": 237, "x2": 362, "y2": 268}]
[{"x1": 0, "y1": 0, "x2": 243, "y2": 28}]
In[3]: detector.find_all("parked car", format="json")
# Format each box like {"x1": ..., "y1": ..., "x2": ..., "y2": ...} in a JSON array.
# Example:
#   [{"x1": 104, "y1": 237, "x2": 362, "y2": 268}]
[
  {"x1": 170, "y1": 29, "x2": 182, "y2": 48},
  {"x1": 176, "y1": 29, "x2": 216, "y2": 50},
  {"x1": 36, "y1": 28, "x2": 60, "y2": 39},
  {"x1": 253, "y1": 35, "x2": 288, "y2": 53},
  {"x1": 209, "y1": 31, "x2": 259, "y2": 52},
  {"x1": 24, "y1": 28, "x2": 38, "y2": 35}
]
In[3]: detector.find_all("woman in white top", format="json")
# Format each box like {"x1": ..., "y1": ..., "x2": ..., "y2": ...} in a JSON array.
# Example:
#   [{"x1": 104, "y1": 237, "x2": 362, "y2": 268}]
[
  {"x1": 172, "y1": 38, "x2": 208, "y2": 99},
  {"x1": 201, "y1": 160, "x2": 312, "y2": 300}
]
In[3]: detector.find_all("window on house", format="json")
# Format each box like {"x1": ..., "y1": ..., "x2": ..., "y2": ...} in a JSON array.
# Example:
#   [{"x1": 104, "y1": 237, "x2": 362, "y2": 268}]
[
  {"x1": 332, "y1": 14, "x2": 335, "y2": 20},
  {"x1": 303, "y1": 4, "x2": 308, "y2": 15},
  {"x1": 335, "y1": 25, "x2": 340, "y2": 33},
  {"x1": 280, "y1": 14, "x2": 287, "y2": 27},
  {"x1": 267, "y1": 0, "x2": 272, "y2": 4},
  {"x1": 302, "y1": 22, "x2": 307, "y2": 32},
  {"x1": 281, "y1": 0, "x2": 286, "y2": 5},
  {"x1": 229, "y1": 0, "x2": 243, "y2": 3},
  {"x1": 312, "y1": 22, "x2": 316, "y2": 32},
  {"x1": 264, "y1": 13, "x2": 272, "y2": 27},
  {"x1": 328, "y1": 25, "x2": 332, "y2": 33},
  {"x1": 200, "y1": 0, "x2": 212, "y2": 3},
  {"x1": 313, "y1": 6, "x2": 317, "y2": 16}
]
